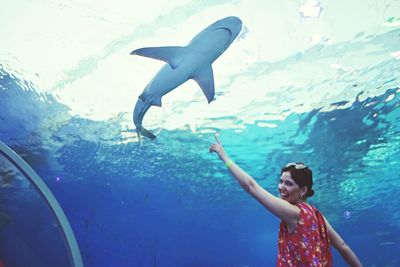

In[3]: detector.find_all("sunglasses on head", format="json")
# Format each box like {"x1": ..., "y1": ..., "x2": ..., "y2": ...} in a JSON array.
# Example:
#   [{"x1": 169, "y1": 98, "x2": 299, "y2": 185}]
[{"x1": 285, "y1": 162, "x2": 308, "y2": 169}]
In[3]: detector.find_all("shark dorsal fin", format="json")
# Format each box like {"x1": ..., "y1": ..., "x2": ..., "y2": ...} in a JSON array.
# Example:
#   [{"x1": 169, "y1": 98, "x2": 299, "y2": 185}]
[
  {"x1": 130, "y1": 46, "x2": 185, "y2": 69},
  {"x1": 192, "y1": 65, "x2": 215, "y2": 103}
]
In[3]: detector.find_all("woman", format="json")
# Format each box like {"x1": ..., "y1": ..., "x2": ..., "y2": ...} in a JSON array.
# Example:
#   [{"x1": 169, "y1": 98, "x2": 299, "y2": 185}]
[{"x1": 209, "y1": 135, "x2": 363, "y2": 267}]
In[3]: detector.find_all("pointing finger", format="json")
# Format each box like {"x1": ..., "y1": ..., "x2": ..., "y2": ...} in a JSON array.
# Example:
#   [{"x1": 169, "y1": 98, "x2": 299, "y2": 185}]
[{"x1": 214, "y1": 133, "x2": 221, "y2": 144}]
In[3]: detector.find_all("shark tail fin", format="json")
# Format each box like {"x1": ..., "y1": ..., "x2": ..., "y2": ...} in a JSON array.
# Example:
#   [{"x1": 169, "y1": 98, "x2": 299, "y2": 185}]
[
  {"x1": 140, "y1": 127, "x2": 157, "y2": 140},
  {"x1": 136, "y1": 128, "x2": 142, "y2": 144}
]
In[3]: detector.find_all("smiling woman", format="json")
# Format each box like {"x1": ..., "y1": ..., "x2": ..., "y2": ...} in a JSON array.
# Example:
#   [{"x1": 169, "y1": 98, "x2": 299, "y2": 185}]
[
  {"x1": 279, "y1": 163, "x2": 314, "y2": 203},
  {"x1": 209, "y1": 135, "x2": 363, "y2": 267}
]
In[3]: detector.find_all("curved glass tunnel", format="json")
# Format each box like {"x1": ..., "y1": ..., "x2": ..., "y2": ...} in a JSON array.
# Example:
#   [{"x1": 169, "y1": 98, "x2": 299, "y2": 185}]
[{"x1": 0, "y1": 142, "x2": 83, "y2": 267}]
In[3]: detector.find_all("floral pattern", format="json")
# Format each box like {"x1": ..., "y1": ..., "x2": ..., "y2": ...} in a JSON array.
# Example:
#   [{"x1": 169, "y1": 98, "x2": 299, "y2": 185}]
[{"x1": 277, "y1": 202, "x2": 333, "y2": 266}]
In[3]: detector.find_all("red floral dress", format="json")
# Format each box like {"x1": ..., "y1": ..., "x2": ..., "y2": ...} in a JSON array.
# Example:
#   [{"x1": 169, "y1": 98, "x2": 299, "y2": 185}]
[{"x1": 277, "y1": 202, "x2": 333, "y2": 266}]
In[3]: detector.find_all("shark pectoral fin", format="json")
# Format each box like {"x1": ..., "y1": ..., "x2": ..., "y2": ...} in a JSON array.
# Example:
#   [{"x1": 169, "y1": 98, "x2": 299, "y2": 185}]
[
  {"x1": 192, "y1": 65, "x2": 215, "y2": 103},
  {"x1": 141, "y1": 127, "x2": 157, "y2": 140},
  {"x1": 130, "y1": 46, "x2": 185, "y2": 69}
]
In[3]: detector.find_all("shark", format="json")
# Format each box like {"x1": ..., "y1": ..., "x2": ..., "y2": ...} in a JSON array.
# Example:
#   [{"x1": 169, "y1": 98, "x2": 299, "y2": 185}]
[{"x1": 131, "y1": 16, "x2": 242, "y2": 140}]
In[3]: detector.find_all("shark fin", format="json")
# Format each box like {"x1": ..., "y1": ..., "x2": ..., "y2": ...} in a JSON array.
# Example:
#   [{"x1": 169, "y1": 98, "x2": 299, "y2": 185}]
[
  {"x1": 152, "y1": 96, "x2": 162, "y2": 107},
  {"x1": 136, "y1": 128, "x2": 142, "y2": 144},
  {"x1": 192, "y1": 65, "x2": 215, "y2": 103},
  {"x1": 141, "y1": 127, "x2": 157, "y2": 140},
  {"x1": 130, "y1": 46, "x2": 185, "y2": 69}
]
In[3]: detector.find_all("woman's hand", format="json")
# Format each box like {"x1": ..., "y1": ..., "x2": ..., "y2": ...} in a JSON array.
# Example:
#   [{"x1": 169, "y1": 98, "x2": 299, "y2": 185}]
[{"x1": 209, "y1": 133, "x2": 228, "y2": 162}]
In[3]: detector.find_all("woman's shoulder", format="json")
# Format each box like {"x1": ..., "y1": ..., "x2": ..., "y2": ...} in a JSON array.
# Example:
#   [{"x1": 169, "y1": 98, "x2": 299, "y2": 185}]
[
  {"x1": 296, "y1": 202, "x2": 322, "y2": 217},
  {"x1": 282, "y1": 202, "x2": 318, "y2": 234},
  {"x1": 296, "y1": 201, "x2": 315, "y2": 210}
]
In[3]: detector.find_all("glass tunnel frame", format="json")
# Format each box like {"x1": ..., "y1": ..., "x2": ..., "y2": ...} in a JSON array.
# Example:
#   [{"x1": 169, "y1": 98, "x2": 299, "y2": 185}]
[{"x1": 0, "y1": 141, "x2": 83, "y2": 267}]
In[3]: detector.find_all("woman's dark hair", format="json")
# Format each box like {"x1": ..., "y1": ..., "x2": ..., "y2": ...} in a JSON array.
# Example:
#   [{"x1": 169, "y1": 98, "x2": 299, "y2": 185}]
[{"x1": 281, "y1": 163, "x2": 314, "y2": 198}]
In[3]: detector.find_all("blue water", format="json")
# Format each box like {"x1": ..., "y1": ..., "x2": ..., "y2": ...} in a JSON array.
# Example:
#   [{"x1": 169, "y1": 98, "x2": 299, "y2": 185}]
[
  {"x1": 1, "y1": 1, "x2": 400, "y2": 266},
  {"x1": 1, "y1": 63, "x2": 400, "y2": 266}
]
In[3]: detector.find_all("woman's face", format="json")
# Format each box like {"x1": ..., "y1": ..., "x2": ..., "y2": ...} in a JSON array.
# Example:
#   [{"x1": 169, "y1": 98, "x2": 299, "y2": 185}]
[{"x1": 278, "y1": 171, "x2": 305, "y2": 204}]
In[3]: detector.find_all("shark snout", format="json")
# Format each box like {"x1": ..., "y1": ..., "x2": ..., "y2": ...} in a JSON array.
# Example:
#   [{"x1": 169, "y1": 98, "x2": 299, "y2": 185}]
[
  {"x1": 223, "y1": 16, "x2": 242, "y2": 26},
  {"x1": 212, "y1": 16, "x2": 242, "y2": 40}
]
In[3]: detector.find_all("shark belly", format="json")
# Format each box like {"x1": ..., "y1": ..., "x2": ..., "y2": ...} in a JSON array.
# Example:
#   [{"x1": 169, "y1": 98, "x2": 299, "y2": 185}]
[{"x1": 140, "y1": 64, "x2": 192, "y2": 104}]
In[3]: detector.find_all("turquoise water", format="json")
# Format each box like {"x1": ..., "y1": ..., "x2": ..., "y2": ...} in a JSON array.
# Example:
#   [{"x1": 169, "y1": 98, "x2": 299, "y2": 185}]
[{"x1": 1, "y1": 1, "x2": 400, "y2": 266}]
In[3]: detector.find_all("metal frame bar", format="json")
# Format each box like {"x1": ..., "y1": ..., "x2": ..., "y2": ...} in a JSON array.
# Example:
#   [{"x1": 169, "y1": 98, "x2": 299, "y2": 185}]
[{"x1": 0, "y1": 141, "x2": 83, "y2": 267}]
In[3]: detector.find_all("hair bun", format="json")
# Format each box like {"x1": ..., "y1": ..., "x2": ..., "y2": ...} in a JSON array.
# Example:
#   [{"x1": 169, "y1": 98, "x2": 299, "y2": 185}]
[{"x1": 308, "y1": 189, "x2": 315, "y2": 197}]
